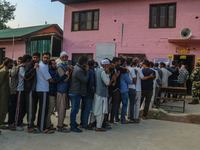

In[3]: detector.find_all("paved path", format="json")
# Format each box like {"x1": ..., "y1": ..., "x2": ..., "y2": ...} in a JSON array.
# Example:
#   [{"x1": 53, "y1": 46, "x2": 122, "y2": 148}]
[{"x1": 1, "y1": 119, "x2": 200, "y2": 150}]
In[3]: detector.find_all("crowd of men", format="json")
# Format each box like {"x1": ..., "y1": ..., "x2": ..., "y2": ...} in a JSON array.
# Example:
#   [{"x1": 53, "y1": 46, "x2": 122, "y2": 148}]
[{"x1": 0, "y1": 51, "x2": 195, "y2": 135}]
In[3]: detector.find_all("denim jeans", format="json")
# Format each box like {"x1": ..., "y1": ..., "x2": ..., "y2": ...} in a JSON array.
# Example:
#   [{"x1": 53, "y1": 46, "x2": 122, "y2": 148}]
[
  {"x1": 121, "y1": 92, "x2": 129, "y2": 123},
  {"x1": 81, "y1": 97, "x2": 92, "y2": 127},
  {"x1": 129, "y1": 88, "x2": 136, "y2": 121},
  {"x1": 69, "y1": 94, "x2": 81, "y2": 129}
]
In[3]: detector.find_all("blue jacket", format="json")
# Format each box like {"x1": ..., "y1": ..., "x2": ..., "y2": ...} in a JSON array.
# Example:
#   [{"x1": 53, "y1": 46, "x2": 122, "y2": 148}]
[
  {"x1": 57, "y1": 64, "x2": 70, "y2": 94},
  {"x1": 86, "y1": 66, "x2": 95, "y2": 98},
  {"x1": 120, "y1": 73, "x2": 132, "y2": 93}
]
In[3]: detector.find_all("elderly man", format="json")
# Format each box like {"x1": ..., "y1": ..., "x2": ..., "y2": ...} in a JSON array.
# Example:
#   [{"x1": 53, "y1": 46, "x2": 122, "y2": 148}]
[
  {"x1": 90, "y1": 59, "x2": 114, "y2": 132},
  {"x1": 189, "y1": 62, "x2": 200, "y2": 104},
  {"x1": 56, "y1": 52, "x2": 73, "y2": 132},
  {"x1": 0, "y1": 59, "x2": 13, "y2": 131}
]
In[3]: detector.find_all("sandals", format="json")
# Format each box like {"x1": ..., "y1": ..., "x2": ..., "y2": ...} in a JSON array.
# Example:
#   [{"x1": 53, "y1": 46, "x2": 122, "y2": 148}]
[
  {"x1": 41, "y1": 129, "x2": 54, "y2": 134},
  {"x1": 121, "y1": 120, "x2": 130, "y2": 124},
  {"x1": 95, "y1": 128, "x2": 106, "y2": 132},
  {"x1": 57, "y1": 128, "x2": 70, "y2": 133},
  {"x1": 28, "y1": 128, "x2": 40, "y2": 134},
  {"x1": 8, "y1": 125, "x2": 16, "y2": 131}
]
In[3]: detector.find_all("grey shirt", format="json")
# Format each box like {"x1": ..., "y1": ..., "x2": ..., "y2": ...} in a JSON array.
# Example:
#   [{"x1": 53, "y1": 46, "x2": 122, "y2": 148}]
[{"x1": 17, "y1": 67, "x2": 25, "y2": 92}]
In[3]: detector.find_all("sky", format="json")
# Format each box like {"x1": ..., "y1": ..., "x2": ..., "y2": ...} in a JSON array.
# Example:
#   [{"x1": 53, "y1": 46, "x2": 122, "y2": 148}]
[{"x1": 6, "y1": 0, "x2": 65, "y2": 29}]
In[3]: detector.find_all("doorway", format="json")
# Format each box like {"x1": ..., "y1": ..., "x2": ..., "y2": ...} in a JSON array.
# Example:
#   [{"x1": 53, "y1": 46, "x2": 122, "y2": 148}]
[
  {"x1": 174, "y1": 55, "x2": 195, "y2": 95},
  {"x1": 0, "y1": 48, "x2": 5, "y2": 65}
]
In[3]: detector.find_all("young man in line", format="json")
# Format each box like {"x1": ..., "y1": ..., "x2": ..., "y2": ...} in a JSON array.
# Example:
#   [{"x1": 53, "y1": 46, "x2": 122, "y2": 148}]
[
  {"x1": 8, "y1": 57, "x2": 23, "y2": 130},
  {"x1": 56, "y1": 52, "x2": 73, "y2": 132},
  {"x1": 118, "y1": 58, "x2": 133, "y2": 124},
  {"x1": 80, "y1": 60, "x2": 95, "y2": 130},
  {"x1": 36, "y1": 52, "x2": 55, "y2": 134},
  {"x1": 0, "y1": 59, "x2": 13, "y2": 131},
  {"x1": 24, "y1": 52, "x2": 40, "y2": 133},
  {"x1": 140, "y1": 60, "x2": 155, "y2": 119},
  {"x1": 126, "y1": 58, "x2": 137, "y2": 123},
  {"x1": 69, "y1": 55, "x2": 89, "y2": 133},
  {"x1": 15, "y1": 55, "x2": 32, "y2": 131}
]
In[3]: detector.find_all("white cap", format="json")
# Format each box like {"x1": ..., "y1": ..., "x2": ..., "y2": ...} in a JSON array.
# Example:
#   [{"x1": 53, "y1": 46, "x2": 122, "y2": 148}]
[
  {"x1": 60, "y1": 51, "x2": 68, "y2": 57},
  {"x1": 101, "y1": 59, "x2": 110, "y2": 65},
  {"x1": 13, "y1": 58, "x2": 17, "y2": 61}
]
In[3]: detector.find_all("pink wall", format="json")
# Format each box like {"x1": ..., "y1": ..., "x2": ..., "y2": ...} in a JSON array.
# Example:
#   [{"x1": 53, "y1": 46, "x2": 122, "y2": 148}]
[
  {"x1": 0, "y1": 40, "x2": 26, "y2": 59},
  {"x1": 63, "y1": 0, "x2": 200, "y2": 63}
]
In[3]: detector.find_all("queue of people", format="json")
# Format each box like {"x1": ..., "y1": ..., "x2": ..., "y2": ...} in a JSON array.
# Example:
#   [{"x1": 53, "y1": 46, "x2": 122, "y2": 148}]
[{"x1": 0, "y1": 52, "x2": 194, "y2": 135}]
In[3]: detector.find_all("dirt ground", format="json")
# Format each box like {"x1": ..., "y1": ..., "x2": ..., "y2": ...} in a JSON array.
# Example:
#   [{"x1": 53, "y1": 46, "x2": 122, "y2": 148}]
[{"x1": 1, "y1": 119, "x2": 200, "y2": 150}]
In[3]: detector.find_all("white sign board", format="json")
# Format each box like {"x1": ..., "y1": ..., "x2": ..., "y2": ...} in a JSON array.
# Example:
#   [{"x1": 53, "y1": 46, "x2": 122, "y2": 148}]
[{"x1": 96, "y1": 43, "x2": 115, "y2": 65}]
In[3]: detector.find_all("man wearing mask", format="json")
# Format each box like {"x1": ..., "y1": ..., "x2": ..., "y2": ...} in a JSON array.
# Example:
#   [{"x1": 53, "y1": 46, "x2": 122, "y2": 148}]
[
  {"x1": 0, "y1": 59, "x2": 13, "y2": 132},
  {"x1": 56, "y1": 52, "x2": 73, "y2": 132},
  {"x1": 69, "y1": 55, "x2": 89, "y2": 133},
  {"x1": 24, "y1": 52, "x2": 40, "y2": 133}
]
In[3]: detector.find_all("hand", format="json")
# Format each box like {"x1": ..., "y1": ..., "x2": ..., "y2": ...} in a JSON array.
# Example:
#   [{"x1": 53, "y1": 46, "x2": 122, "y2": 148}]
[
  {"x1": 85, "y1": 65, "x2": 89, "y2": 71},
  {"x1": 65, "y1": 71, "x2": 70, "y2": 75},
  {"x1": 150, "y1": 73, "x2": 155, "y2": 78},
  {"x1": 19, "y1": 63, "x2": 25, "y2": 67},
  {"x1": 115, "y1": 70, "x2": 120, "y2": 78},
  {"x1": 34, "y1": 63, "x2": 39, "y2": 69},
  {"x1": 105, "y1": 67, "x2": 110, "y2": 74},
  {"x1": 126, "y1": 69, "x2": 130, "y2": 73}
]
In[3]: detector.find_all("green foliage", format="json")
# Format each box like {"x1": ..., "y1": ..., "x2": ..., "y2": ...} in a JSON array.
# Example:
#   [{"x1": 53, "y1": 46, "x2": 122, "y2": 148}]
[{"x1": 0, "y1": 0, "x2": 16, "y2": 29}]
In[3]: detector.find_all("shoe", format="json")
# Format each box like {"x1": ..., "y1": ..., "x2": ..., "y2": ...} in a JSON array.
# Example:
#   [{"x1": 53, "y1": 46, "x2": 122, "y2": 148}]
[
  {"x1": 83, "y1": 126, "x2": 93, "y2": 130},
  {"x1": 105, "y1": 126, "x2": 112, "y2": 130},
  {"x1": 16, "y1": 126, "x2": 24, "y2": 131},
  {"x1": 188, "y1": 100, "x2": 199, "y2": 104},
  {"x1": 8, "y1": 124, "x2": 16, "y2": 131},
  {"x1": 95, "y1": 128, "x2": 106, "y2": 132},
  {"x1": 121, "y1": 120, "x2": 130, "y2": 124},
  {"x1": 142, "y1": 117, "x2": 148, "y2": 120},
  {"x1": 70, "y1": 127, "x2": 82, "y2": 133},
  {"x1": 0, "y1": 124, "x2": 8, "y2": 130}
]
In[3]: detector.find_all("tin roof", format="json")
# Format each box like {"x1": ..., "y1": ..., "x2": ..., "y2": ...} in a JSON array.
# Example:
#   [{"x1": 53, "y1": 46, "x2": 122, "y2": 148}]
[{"x1": 0, "y1": 24, "x2": 62, "y2": 39}]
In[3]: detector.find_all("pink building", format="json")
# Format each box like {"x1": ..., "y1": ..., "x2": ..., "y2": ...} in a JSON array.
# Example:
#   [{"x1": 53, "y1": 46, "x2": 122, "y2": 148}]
[{"x1": 53, "y1": 0, "x2": 200, "y2": 71}]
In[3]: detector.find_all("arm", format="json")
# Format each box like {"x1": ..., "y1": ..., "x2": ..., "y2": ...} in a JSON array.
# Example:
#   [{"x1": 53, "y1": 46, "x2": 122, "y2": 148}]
[
  {"x1": 101, "y1": 70, "x2": 110, "y2": 86},
  {"x1": 76, "y1": 70, "x2": 89, "y2": 84},
  {"x1": 24, "y1": 62, "x2": 36, "y2": 80},
  {"x1": 57, "y1": 67, "x2": 70, "y2": 82},
  {"x1": 40, "y1": 65, "x2": 54, "y2": 83},
  {"x1": 124, "y1": 73, "x2": 133, "y2": 84}
]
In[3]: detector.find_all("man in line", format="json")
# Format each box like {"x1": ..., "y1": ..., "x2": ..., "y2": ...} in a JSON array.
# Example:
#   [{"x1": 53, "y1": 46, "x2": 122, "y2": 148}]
[
  {"x1": 69, "y1": 55, "x2": 89, "y2": 132},
  {"x1": 8, "y1": 57, "x2": 23, "y2": 130},
  {"x1": 140, "y1": 60, "x2": 155, "y2": 119},
  {"x1": 178, "y1": 65, "x2": 189, "y2": 87},
  {"x1": 36, "y1": 52, "x2": 55, "y2": 133},
  {"x1": 159, "y1": 62, "x2": 172, "y2": 103},
  {"x1": 15, "y1": 55, "x2": 32, "y2": 131},
  {"x1": 80, "y1": 60, "x2": 95, "y2": 130},
  {"x1": 56, "y1": 52, "x2": 73, "y2": 132},
  {"x1": 24, "y1": 52, "x2": 40, "y2": 133},
  {"x1": 126, "y1": 58, "x2": 136, "y2": 123},
  {"x1": 0, "y1": 59, "x2": 13, "y2": 132},
  {"x1": 110, "y1": 57, "x2": 127, "y2": 123},
  {"x1": 90, "y1": 59, "x2": 113, "y2": 131},
  {"x1": 189, "y1": 62, "x2": 200, "y2": 104}
]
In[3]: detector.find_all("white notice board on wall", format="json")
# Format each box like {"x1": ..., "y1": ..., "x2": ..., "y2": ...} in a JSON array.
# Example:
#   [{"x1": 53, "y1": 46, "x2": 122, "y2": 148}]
[{"x1": 96, "y1": 43, "x2": 116, "y2": 65}]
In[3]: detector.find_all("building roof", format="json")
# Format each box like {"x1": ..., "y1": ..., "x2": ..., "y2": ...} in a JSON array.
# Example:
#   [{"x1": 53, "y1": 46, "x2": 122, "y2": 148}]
[
  {"x1": 51, "y1": 0, "x2": 100, "y2": 5},
  {"x1": 0, "y1": 24, "x2": 62, "y2": 39}
]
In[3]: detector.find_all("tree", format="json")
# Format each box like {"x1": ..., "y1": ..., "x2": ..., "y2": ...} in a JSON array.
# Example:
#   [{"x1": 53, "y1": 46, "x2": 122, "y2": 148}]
[{"x1": 0, "y1": 0, "x2": 16, "y2": 29}]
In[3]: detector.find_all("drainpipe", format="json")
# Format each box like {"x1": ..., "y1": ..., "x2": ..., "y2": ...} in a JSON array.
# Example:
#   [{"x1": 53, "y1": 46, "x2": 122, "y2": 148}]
[
  {"x1": 12, "y1": 36, "x2": 15, "y2": 59},
  {"x1": 50, "y1": 35, "x2": 54, "y2": 55}
]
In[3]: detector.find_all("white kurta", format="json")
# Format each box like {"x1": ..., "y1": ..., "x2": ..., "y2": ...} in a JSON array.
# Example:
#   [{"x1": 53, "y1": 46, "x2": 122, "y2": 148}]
[
  {"x1": 161, "y1": 68, "x2": 172, "y2": 87},
  {"x1": 92, "y1": 69, "x2": 110, "y2": 116}
]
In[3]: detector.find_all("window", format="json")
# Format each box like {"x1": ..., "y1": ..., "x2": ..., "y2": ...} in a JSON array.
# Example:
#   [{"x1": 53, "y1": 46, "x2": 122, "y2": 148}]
[
  {"x1": 72, "y1": 53, "x2": 93, "y2": 65},
  {"x1": 72, "y1": 10, "x2": 99, "y2": 31},
  {"x1": 150, "y1": 3, "x2": 176, "y2": 28}
]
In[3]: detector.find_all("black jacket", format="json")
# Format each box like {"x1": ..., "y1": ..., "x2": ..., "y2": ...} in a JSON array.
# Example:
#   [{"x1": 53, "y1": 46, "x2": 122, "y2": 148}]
[{"x1": 24, "y1": 60, "x2": 37, "y2": 91}]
